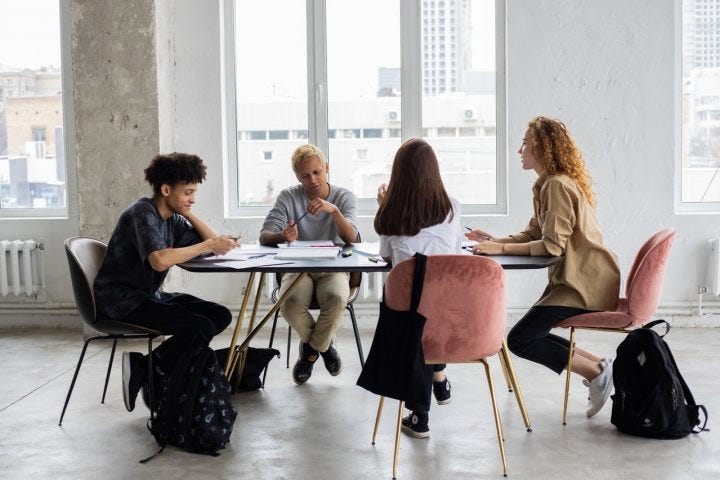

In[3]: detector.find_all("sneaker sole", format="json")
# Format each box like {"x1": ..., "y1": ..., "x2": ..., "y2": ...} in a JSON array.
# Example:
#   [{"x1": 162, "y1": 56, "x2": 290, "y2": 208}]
[
  {"x1": 401, "y1": 424, "x2": 430, "y2": 439},
  {"x1": 436, "y1": 398, "x2": 452, "y2": 405},
  {"x1": 121, "y1": 352, "x2": 134, "y2": 412}
]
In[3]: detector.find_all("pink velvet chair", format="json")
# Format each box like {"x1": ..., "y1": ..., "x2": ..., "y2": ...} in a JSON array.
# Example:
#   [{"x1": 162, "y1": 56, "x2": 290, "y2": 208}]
[
  {"x1": 555, "y1": 228, "x2": 676, "y2": 424},
  {"x1": 372, "y1": 255, "x2": 509, "y2": 478}
]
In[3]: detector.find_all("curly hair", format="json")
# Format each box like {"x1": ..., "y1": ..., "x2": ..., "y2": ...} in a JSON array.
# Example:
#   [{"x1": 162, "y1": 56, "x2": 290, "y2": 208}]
[
  {"x1": 527, "y1": 116, "x2": 596, "y2": 208},
  {"x1": 144, "y1": 152, "x2": 207, "y2": 195},
  {"x1": 374, "y1": 139, "x2": 453, "y2": 236}
]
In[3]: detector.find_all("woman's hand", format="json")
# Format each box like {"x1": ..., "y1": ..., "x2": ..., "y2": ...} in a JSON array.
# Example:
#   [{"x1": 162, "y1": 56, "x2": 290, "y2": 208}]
[
  {"x1": 465, "y1": 229, "x2": 494, "y2": 242},
  {"x1": 472, "y1": 241, "x2": 504, "y2": 256},
  {"x1": 377, "y1": 183, "x2": 387, "y2": 205}
]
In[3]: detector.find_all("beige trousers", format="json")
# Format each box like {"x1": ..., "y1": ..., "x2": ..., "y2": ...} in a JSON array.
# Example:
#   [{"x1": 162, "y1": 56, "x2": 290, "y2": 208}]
[{"x1": 279, "y1": 271, "x2": 350, "y2": 353}]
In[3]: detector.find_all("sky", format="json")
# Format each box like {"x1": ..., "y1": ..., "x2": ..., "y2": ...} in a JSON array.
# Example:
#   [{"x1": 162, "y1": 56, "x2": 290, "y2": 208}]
[
  {"x1": 236, "y1": 0, "x2": 496, "y2": 101},
  {"x1": 0, "y1": 0, "x2": 61, "y2": 70}
]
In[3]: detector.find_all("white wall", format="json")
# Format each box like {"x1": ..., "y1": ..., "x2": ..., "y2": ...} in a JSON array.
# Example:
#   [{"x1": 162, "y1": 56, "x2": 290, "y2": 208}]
[{"x1": 2, "y1": 0, "x2": 718, "y2": 324}]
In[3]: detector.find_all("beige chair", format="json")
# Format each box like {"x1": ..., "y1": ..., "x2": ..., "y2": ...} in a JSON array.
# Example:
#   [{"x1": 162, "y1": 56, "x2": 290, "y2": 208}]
[{"x1": 59, "y1": 237, "x2": 159, "y2": 425}]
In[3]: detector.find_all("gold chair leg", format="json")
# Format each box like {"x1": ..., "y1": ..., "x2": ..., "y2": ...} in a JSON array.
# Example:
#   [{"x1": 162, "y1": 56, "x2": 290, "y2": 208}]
[
  {"x1": 497, "y1": 348, "x2": 513, "y2": 392},
  {"x1": 372, "y1": 396, "x2": 385, "y2": 445},
  {"x1": 482, "y1": 358, "x2": 508, "y2": 477},
  {"x1": 392, "y1": 400, "x2": 404, "y2": 480},
  {"x1": 562, "y1": 328, "x2": 576, "y2": 426},
  {"x1": 500, "y1": 340, "x2": 532, "y2": 432},
  {"x1": 225, "y1": 272, "x2": 256, "y2": 377}
]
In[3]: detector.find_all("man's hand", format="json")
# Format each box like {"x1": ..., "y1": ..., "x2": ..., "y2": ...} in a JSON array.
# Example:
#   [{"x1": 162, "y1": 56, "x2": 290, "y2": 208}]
[
  {"x1": 307, "y1": 197, "x2": 338, "y2": 216},
  {"x1": 208, "y1": 235, "x2": 241, "y2": 256},
  {"x1": 282, "y1": 222, "x2": 299, "y2": 243}
]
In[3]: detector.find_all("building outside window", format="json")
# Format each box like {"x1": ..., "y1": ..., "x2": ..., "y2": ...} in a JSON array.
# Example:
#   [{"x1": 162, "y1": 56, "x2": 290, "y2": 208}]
[
  {"x1": 0, "y1": 0, "x2": 67, "y2": 213},
  {"x1": 679, "y1": 0, "x2": 720, "y2": 210},
  {"x1": 226, "y1": 0, "x2": 504, "y2": 214}
]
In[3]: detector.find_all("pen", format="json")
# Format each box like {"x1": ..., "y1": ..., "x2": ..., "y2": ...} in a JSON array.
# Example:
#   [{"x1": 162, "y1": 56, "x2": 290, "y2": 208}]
[
  {"x1": 246, "y1": 253, "x2": 276, "y2": 259},
  {"x1": 368, "y1": 256, "x2": 382, "y2": 263},
  {"x1": 288, "y1": 212, "x2": 308, "y2": 228},
  {"x1": 465, "y1": 226, "x2": 473, "y2": 231}
]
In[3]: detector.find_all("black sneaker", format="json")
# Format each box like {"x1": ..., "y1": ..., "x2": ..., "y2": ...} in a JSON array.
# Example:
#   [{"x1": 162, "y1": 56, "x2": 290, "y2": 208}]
[
  {"x1": 401, "y1": 411, "x2": 430, "y2": 439},
  {"x1": 320, "y1": 342, "x2": 343, "y2": 376},
  {"x1": 121, "y1": 352, "x2": 145, "y2": 412},
  {"x1": 433, "y1": 377, "x2": 452, "y2": 405},
  {"x1": 292, "y1": 342, "x2": 318, "y2": 385}
]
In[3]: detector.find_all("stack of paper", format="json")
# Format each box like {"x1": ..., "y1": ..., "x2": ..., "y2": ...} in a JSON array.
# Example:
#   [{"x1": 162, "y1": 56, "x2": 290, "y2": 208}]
[{"x1": 275, "y1": 247, "x2": 341, "y2": 260}]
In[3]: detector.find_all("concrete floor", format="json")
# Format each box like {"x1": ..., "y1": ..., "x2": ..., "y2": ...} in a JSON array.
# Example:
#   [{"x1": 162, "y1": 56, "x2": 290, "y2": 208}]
[{"x1": 0, "y1": 324, "x2": 718, "y2": 480}]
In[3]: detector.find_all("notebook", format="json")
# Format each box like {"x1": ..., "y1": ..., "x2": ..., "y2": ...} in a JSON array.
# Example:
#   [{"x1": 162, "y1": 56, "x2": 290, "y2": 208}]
[{"x1": 275, "y1": 247, "x2": 341, "y2": 260}]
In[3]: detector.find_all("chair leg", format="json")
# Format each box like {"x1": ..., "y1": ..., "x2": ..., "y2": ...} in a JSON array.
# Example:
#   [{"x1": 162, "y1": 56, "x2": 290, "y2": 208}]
[
  {"x1": 58, "y1": 337, "x2": 95, "y2": 426},
  {"x1": 482, "y1": 358, "x2": 508, "y2": 477},
  {"x1": 347, "y1": 304, "x2": 365, "y2": 366},
  {"x1": 286, "y1": 321, "x2": 292, "y2": 368},
  {"x1": 262, "y1": 310, "x2": 281, "y2": 387},
  {"x1": 101, "y1": 340, "x2": 118, "y2": 404},
  {"x1": 500, "y1": 340, "x2": 532, "y2": 432},
  {"x1": 372, "y1": 396, "x2": 385, "y2": 445},
  {"x1": 497, "y1": 347, "x2": 513, "y2": 392},
  {"x1": 147, "y1": 337, "x2": 155, "y2": 422},
  {"x1": 392, "y1": 400, "x2": 404, "y2": 480},
  {"x1": 562, "y1": 328, "x2": 577, "y2": 426}
]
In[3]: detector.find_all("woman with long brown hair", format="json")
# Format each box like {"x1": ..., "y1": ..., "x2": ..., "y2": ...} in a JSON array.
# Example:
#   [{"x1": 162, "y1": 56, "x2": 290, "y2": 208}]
[
  {"x1": 467, "y1": 117, "x2": 621, "y2": 417},
  {"x1": 375, "y1": 138, "x2": 463, "y2": 438}
]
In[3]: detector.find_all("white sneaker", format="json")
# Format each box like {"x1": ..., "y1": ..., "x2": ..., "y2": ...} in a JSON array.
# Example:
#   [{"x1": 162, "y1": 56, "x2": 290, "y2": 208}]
[{"x1": 585, "y1": 359, "x2": 614, "y2": 417}]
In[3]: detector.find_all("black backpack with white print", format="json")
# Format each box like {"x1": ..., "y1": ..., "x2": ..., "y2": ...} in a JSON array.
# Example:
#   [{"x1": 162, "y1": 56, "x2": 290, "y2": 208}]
[{"x1": 143, "y1": 344, "x2": 237, "y2": 460}]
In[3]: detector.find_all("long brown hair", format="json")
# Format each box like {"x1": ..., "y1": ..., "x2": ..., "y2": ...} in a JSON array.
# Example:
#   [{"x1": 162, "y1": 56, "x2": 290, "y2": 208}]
[
  {"x1": 527, "y1": 116, "x2": 596, "y2": 208},
  {"x1": 374, "y1": 139, "x2": 453, "y2": 236}
]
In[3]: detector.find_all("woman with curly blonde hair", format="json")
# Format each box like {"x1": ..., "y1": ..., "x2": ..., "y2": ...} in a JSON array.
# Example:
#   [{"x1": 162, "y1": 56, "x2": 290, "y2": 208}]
[{"x1": 466, "y1": 117, "x2": 621, "y2": 418}]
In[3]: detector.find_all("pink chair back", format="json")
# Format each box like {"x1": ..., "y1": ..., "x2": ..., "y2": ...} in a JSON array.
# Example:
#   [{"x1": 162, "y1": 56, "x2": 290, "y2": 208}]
[
  {"x1": 624, "y1": 228, "x2": 676, "y2": 322},
  {"x1": 384, "y1": 255, "x2": 506, "y2": 363}
]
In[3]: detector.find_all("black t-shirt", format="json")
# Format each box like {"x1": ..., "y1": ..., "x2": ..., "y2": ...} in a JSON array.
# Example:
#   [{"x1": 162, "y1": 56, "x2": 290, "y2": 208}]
[{"x1": 93, "y1": 197, "x2": 201, "y2": 320}]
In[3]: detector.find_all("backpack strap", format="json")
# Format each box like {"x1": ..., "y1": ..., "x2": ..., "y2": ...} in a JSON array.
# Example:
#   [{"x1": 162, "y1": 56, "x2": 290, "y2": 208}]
[
  {"x1": 643, "y1": 319, "x2": 671, "y2": 337},
  {"x1": 662, "y1": 337, "x2": 710, "y2": 434},
  {"x1": 409, "y1": 253, "x2": 428, "y2": 313}
]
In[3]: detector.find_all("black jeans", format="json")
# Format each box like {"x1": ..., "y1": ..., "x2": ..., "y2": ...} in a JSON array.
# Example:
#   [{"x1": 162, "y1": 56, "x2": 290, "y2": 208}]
[
  {"x1": 121, "y1": 292, "x2": 232, "y2": 373},
  {"x1": 507, "y1": 305, "x2": 593, "y2": 375},
  {"x1": 406, "y1": 364, "x2": 446, "y2": 412}
]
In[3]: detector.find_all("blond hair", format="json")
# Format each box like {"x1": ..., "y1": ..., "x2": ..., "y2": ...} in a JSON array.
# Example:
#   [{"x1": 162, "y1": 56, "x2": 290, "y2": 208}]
[
  {"x1": 528, "y1": 116, "x2": 596, "y2": 208},
  {"x1": 291, "y1": 144, "x2": 326, "y2": 172}
]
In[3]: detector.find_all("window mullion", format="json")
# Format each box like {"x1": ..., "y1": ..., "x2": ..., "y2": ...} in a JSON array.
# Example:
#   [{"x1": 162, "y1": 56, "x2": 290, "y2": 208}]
[
  {"x1": 307, "y1": 0, "x2": 329, "y2": 158},
  {"x1": 400, "y1": 0, "x2": 422, "y2": 140}
]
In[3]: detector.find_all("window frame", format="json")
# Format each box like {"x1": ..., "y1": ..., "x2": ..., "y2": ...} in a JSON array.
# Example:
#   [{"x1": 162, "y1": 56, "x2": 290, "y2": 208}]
[
  {"x1": 222, "y1": 0, "x2": 507, "y2": 218},
  {"x1": 0, "y1": 0, "x2": 75, "y2": 219},
  {"x1": 675, "y1": 0, "x2": 720, "y2": 214}
]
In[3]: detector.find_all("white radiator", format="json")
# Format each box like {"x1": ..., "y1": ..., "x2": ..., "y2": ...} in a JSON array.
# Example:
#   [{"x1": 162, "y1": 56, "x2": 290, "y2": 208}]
[
  {"x1": 0, "y1": 239, "x2": 45, "y2": 297},
  {"x1": 709, "y1": 238, "x2": 720, "y2": 297}
]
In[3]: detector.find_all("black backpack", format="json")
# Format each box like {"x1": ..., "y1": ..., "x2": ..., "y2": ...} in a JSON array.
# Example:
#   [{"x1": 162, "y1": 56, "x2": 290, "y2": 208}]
[
  {"x1": 141, "y1": 344, "x2": 237, "y2": 461},
  {"x1": 610, "y1": 320, "x2": 708, "y2": 439}
]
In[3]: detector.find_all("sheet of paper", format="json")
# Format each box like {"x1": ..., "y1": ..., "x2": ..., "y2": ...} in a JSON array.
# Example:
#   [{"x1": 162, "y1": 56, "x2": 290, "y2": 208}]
[
  {"x1": 275, "y1": 247, "x2": 341, "y2": 260},
  {"x1": 202, "y1": 258, "x2": 294, "y2": 270}
]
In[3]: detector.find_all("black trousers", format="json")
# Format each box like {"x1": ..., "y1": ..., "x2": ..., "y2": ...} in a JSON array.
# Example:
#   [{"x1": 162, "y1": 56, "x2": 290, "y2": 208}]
[
  {"x1": 507, "y1": 305, "x2": 593, "y2": 374},
  {"x1": 406, "y1": 364, "x2": 446, "y2": 412},
  {"x1": 121, "y1": 292, "x2": 232, "y2": 373}
]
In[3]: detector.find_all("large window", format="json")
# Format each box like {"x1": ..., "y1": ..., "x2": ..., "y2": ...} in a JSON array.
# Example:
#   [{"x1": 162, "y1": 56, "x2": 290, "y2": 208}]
[
  {"x1": 225, "y1": 0, "x2": 505, "y2": 216},
  {"x1": 678, "y1": 0, "x2": 720, "y2": 211},
  {"x1": 0, "y1": 0, "x2": 68, "y2": 215}
]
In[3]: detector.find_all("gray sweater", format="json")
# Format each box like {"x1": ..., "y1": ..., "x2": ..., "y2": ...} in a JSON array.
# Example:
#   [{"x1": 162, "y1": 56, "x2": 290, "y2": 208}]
[{"x1": 261, "y1": 184, "x2": 358, "y2": 243}]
